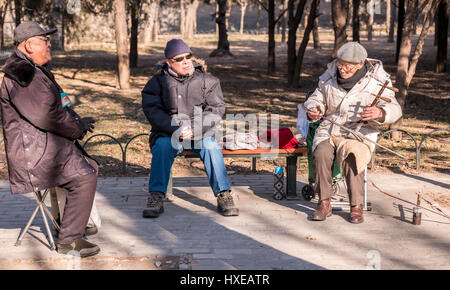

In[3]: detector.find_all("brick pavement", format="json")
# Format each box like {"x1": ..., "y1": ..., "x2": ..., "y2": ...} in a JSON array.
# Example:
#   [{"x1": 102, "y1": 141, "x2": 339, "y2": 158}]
[{"x1": 0, "y1": 173, "x2": 449, "y2": 270}]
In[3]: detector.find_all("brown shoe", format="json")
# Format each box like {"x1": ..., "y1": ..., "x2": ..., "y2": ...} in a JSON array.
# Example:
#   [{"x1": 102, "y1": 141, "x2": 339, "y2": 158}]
[
  {"x1": 312, "y1": 199, "x2": 332, "y2": 221},
  {"x1": 350, "y1": 204, "x2": 364, "y2": 224}
]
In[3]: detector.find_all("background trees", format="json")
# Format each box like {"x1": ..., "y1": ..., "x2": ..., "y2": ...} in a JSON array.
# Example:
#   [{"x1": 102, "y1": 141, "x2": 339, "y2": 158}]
[{"x1": 0, "y1": 0, "x2": 446, "y2": 105}]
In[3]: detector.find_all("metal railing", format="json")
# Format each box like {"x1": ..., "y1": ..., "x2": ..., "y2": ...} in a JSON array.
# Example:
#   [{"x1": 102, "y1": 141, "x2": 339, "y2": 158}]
[{"x1": 0, "y1": 128, "x2": 449, "y2": 173}]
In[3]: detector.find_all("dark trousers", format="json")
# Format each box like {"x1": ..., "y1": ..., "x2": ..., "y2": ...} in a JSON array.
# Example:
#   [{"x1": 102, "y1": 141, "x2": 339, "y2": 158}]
[
  {"x1": 57, "y1": 157, "x2": 98, "y2": 244},
  {"x1": 313, "y1": 140, "x2": 364, "y2": 206}
]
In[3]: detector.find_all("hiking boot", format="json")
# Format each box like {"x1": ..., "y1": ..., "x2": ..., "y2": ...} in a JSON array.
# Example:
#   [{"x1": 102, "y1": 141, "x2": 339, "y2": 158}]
[
  {"x1": 143, "y1": 192, "x2": 164, "y2": 218},
  {"x1": 217, "y1": 190, "x2": 239, "y2": 216},
  {"x1": 57, "y1": 238, "x2": 100, "y2": 258},
  {"x1": 311, "y1": 199, "x2": 332, "y2": 221}
]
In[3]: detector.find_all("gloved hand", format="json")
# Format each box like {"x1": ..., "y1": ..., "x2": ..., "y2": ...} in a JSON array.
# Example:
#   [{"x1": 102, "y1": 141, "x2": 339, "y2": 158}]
[{"x1": 80, "y1": 117, "x2": 95, "y2": 134}]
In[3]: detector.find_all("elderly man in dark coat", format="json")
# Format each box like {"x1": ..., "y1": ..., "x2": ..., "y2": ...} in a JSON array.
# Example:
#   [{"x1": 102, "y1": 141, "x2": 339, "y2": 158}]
[
  {"x1": 0, "y1": 22, "x2": 100, "y2": 257},
  {"x1": 142, "y1": 39, "x2": 238, "y2": 218}
]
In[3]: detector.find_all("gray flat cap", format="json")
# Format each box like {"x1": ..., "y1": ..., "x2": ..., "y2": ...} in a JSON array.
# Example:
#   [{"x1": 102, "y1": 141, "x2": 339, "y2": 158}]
[
  {"x1": 14, "y1": 21, "x2": 57, "y2": 45},
  {"x1": 336, "y1": 42, "x2": 368, "y2": 63}
]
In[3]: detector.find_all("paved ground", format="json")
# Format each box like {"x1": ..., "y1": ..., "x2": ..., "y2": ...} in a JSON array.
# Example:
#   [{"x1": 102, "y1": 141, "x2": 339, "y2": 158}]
[{"x1": 0, "y1": 173, "x2": 449, "y2": 270}]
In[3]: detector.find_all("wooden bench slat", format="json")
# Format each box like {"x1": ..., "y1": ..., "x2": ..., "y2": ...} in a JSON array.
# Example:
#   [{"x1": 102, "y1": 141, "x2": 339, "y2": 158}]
[{"x1": 177, "y1": 146, "x2": 308, "y2": 157}]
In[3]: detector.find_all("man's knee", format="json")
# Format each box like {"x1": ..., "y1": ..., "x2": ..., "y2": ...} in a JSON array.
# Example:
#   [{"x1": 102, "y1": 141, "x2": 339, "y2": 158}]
[
  {"x1": 201, "y1": 136, "x2": 221, "y2": 151},
  {"x1": 313, "y1": 140, "x2": 334, "y2": 164}
]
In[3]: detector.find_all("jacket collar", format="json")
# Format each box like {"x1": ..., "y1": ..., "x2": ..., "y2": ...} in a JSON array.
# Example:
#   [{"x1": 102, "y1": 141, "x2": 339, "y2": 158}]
[{"x1": 1, "y1": 48, "x2": 37, "y2": 87}]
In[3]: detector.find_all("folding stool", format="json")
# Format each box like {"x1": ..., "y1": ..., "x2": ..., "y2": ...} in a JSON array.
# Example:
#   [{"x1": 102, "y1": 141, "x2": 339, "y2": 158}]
[{"x1": 15, "y1": 189, "x2": 61, "y2": 251}]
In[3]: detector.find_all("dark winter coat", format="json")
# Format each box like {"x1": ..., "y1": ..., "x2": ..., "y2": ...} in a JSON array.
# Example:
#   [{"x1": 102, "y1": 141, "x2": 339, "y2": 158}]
[
  {"x1": 141, "y1": 61, "x2": 226, "y2": 147},
  {"x1": 0, "y1": 49, "x2": 96, "y2": 194}
]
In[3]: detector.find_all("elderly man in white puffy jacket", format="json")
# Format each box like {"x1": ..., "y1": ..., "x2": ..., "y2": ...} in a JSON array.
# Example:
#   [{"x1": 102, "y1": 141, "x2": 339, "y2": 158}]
[{"x1": 304, "y1": 42, "x2": 402, "y2": 224}]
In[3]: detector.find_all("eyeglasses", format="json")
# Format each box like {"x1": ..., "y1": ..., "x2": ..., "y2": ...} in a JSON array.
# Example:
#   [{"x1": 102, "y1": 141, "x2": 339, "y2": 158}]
[
  {"x1": 336, "y1": 61, "x2": 360, "y2": 72},
  {"x1": 172, "y1": 53, "x2": 193, "y2": 62},
  {"x1": 33, "y1": 36, "x2": 51, "y2": 43}
]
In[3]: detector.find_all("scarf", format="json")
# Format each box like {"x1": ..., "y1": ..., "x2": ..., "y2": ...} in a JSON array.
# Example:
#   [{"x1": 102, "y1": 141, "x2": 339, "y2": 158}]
[{"x1": 336, "y1": 61, "x2": 369, "y2": 91}]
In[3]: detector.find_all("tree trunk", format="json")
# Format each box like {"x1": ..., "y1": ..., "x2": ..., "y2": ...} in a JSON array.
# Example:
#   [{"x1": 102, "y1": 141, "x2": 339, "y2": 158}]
[
  {"x1": 180, "y1": 0, "x2": 186, "y2": 37},
  {"x1": 287, "y1": 0, "x2": 308, "y2": 86},
  {"x1": 48, "y1": 0, "x2": 64, "y2": 51},
  {"x1": 395, "y1": 0, "x2": 405, "y2": 63},
  {"x1": 0, "y1": 1, "x2": 8, "y2": 49},
  {"x1": 185, "y1": 0, "x2": 199, "y2": 39},
  {"x1": 313, "y1": 1, "x2": 321, "y2": 49},
  {"x1": 130, "y1": 0, "x2": 140, "y2": 68},
  {"x1": 210, "y1": 0, "x2": 232, "y2": 56},
  {"x1": 388, "y1": 0, "x2": 396, "y2": 42},
  {"x1": 386, "y1": 0, "x2": 391, "y2": 34},
  {"x1": 391, "y1": 0, "x2": 441, "y2": 140},
  {"x1": 226, "y1": 0, "x2": 232, "y2": 30},
  {"x1": 256, "y1": 1, "x2": 261, "y2": 32},
  {"x1": 293, "y1": 0, "x2": 320, "y2": 87},
  {"x1": 237, "y1": 0, "x2": 248, "y2": 34},
  {"x1": 14, "y1": 0, "x2": 21, "y2": 26},
  {"x1": 352, "y1": 0, "x2": 360, "y2": 42},
  {"x1": 113, "y1": 0, "x2": 130, "y2": 90},
  {"x1": 281, "y1": 0, "x2": 288, "y2": 43},
  {"x1": 367, "y1": 0, "x2": 374, "y2": 41},
  {"x1": 435, "y1": 0, "x2": 448, "y2": 73},
  {"x1": 141, "y1": 0, "x2": 160, "y2": 45},
  {"x1": 332, "y1": 0, "x2": 349, "y2": 58},
  {"x1": 268, "y1": 0, "x2": 276, "y2": 74}
]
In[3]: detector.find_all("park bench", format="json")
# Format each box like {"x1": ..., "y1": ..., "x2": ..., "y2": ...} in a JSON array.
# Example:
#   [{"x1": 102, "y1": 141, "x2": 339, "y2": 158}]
[{"x1": 167, "y1": 146, "x2": 309, "y2": 198}]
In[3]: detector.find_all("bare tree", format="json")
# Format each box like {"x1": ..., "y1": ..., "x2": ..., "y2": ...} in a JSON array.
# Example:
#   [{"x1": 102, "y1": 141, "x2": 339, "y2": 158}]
[
  {"x1": 388, "y1": 0, "x2": 395, "y2": 42},
  {"x1": 237, "y1": 0, "x2": 249, "y2": 34},
  {"x1": 181, "y1": 0, "x2": 199, "y2": 39},
  {"x1": 140, "y1": 0, "x2": 160, "y2": 45},
  {"x1": 14, "y1": 0, "x2": 21, "y2": 26},
  {"x1": 211, "y1": 0, "x2": 232, "y2": 56},
  {"x1": 113, "y1": 0, "x2": 130, "y2": 89},
  {"x1": 130, "y1": 0, "x2": 143, "y2": 68},
  {"x1": 258, "y1": 0, "x2": 288, "y2": 74},
  {"x1": 287, "y1": 0, "x2": 307, "y2": 86},
  {"x1": 292, "y1": 0, "x2": 320, "y2": 87},
  {"x1": 391, "y1": 0, "x2": 441, "y2": 139},
  {"x1": 332, "y1": 0, "x2": 349, "y2": 57},
  {"x1": 312, "y1": 0, "x2": 321, "y2": 48},
  {"x1": 386, "y1": 0, "x2": 390, "y2": 34},
  {"x1": 395, "y1": 0, "x2": 405, "y2": 63},
  {"x1": 352, "y1": 0, "x2": 360, "y2": 42},
  {"x1": 367, "y1": 0, "x2": 374, "y2": 41},
  {"x1": 0, "y1": 0, "x2": 9, "y2": 49},
  {"x1": 435, "y1": 0, "x2": 448, "y2": 72},
  {"x1": 225, "y1": 0, "x2": 232, "y2": 29}
]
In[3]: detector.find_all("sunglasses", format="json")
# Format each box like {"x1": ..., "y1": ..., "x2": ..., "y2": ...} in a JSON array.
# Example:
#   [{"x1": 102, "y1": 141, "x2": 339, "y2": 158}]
[{"x1": 172, "y1": 53, "x2": 193, "y2": 62}]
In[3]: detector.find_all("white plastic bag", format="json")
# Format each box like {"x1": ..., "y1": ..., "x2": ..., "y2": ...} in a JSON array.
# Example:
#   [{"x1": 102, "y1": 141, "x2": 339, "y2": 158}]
[{"x1": 297, "y1": 104, "x2": 309, "y2": 141}]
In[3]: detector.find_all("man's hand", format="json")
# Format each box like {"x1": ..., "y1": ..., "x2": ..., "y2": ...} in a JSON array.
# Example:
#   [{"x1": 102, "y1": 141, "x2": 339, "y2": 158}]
[
  {"x1": 361, "y1": 106, "x2": 384, "y2": 122},
  {"x1": 179, "y1": 126, "x2": 193, "y2": 140},
  {"x1": 80, "y1": 117, "x2": 95, "y2": 133},
  {"x1": 307, "y1": 106, "x2": 323, "y2": 121}
]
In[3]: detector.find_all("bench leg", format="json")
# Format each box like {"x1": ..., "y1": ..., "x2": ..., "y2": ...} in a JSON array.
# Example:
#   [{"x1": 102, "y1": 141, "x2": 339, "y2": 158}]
[{"x1": 286, "y1": 156, "x2": 299, "y2": 199}]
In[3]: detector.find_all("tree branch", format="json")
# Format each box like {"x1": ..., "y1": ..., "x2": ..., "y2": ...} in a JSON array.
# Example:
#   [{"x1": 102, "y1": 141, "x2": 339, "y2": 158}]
[{"x1": 256, "y1": 0, "x2": 268, "y2": 12}]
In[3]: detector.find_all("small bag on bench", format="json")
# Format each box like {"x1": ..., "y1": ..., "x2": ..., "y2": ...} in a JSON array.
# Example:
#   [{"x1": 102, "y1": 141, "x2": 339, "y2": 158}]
[{"x1": 223, "y1": 132, "x2": 259, "y2": 150}]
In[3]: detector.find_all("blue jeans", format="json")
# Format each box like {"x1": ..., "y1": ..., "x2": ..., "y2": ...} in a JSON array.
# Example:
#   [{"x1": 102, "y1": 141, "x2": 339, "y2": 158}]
[{"x1": 148, "y1": 136, "x2": 231, "y2": 197}]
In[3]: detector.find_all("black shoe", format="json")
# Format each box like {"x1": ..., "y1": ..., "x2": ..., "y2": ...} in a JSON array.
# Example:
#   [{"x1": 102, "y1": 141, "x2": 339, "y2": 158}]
[
  {"x1": 143, "y1": 192, "x2": 164, "y2": 218},
  {"x1": 217, "y1": 190, "x2": 239, "y2": 216},
  {"x1": 57, "y1": 238, "x2": 100, "y2": 258}
]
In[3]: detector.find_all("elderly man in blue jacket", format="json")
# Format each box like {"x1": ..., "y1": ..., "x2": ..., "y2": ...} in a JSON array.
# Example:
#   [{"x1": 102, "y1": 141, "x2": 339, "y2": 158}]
[{"x1": 141, "y1": 39, "x2": 238, "y2": 218}]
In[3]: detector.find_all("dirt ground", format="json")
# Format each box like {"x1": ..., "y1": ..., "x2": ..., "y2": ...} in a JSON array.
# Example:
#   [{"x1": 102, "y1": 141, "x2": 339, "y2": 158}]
[{"x1": 0, "y1": 31, "x2": 448, "y2": 189}]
